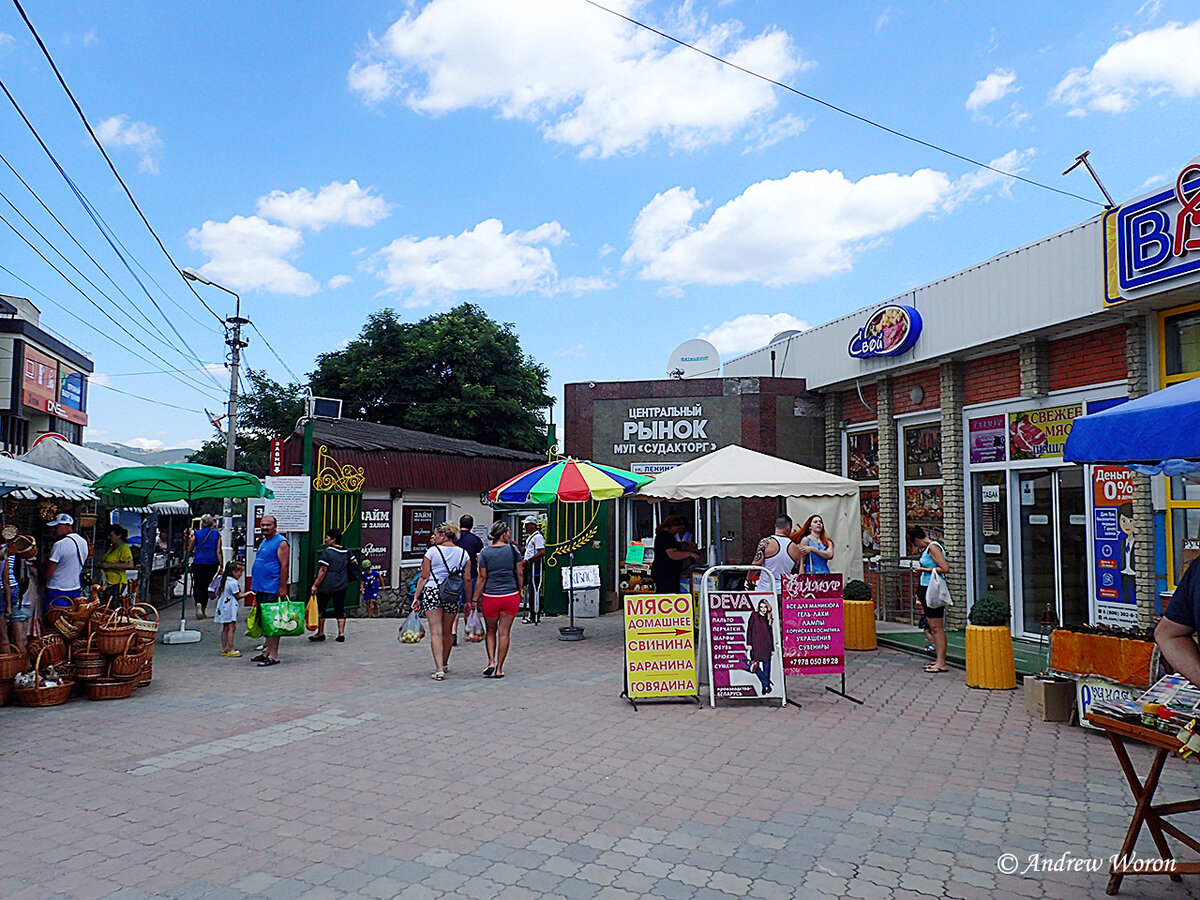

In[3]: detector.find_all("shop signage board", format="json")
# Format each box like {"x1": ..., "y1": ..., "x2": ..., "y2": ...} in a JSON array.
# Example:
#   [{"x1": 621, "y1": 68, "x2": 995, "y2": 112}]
[
  {"x1": 263, "y1": 475, "x2": 311, "y2": 532},
  {"x1": 612, "y1": 403, "x2": 719, "y2": 458},
  {"x1": 1092, "y1": 465, "x2": 1138, "y2": 627},
  {"x1": 269, "y1": 439, "x2": 284, "y2": 476},
  {"x1": 1008, "y1": 403, "x2": 1083, "y2": 460},
  {"x1": 847, "y1": 304, "x2": 923, "y2": 358},
  {"x1": 360, "y1": 499, "x2": 393, "y2": 575},
  {"x1": 1077, "y1": 678, "x2": 1138, "y2": 732},
  {"x1": 1106, "y1": 156, "x2": 1200, "y2": 303},
  {"x1": 968, "y1": 415, "x2": 1007, "y2": 464},
  {"x1": 623, "y1": 593, "x2": 698, "y2": 701},
  {"x1": 780, "y1": 574, "x2": 845, "y2": 675},
  {"x1": 704, "y1": 590, "x2": 786, "y2": 705}
]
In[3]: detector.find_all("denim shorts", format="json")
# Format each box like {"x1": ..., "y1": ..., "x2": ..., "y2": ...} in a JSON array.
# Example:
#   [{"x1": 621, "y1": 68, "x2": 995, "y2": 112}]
[{"x1": 8, "y1": 593, "x2": 32, "y2": 622}]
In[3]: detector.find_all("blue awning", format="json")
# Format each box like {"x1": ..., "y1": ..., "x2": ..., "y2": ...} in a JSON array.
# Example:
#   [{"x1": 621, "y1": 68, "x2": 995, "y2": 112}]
[{"x1": 1064, "y1": 378, "x2": 1200, "y2": 474}]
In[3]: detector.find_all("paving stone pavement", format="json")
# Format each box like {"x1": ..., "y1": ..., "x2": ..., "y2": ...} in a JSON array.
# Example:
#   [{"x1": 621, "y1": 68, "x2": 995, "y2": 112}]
[{"x1": 4, "y1": 612, "x2": 1200, "y2": 899}]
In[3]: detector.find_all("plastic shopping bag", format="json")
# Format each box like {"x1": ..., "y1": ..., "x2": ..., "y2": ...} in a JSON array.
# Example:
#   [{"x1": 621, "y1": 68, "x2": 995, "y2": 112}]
[
  {"x1": 399, "y1": 610, "x2": 425, "y2": 644},
  {"x1": 465, "y1": 608, "x2": 485, "y2": 643},
  {"x1": 305, "y1": 596, "x2": 320, "y2": 631},
  {"x1": 244, "y1": 605, "x2": 263, "y2": 639},
  {"x1": 925, "y1": 571, "x2": 952, "y2": 609},
  {"x1": 259, "y1": 600, "x2": 306, "y2": 637}
]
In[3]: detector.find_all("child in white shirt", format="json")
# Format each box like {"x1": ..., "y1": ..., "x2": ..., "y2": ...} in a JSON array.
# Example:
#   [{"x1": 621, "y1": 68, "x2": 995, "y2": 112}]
[{"x1": 213, "y1": 562, "x2": 250, "y2": 658}]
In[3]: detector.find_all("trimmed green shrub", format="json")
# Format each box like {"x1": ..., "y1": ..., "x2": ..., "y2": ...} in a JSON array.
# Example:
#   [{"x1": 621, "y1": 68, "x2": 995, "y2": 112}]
[
  {"x1": 969, "y1": 594, "x2": 1010, "y2": 627},
  {"x1": 843, "y1": 579, "x2": 873, "y2": 602}
]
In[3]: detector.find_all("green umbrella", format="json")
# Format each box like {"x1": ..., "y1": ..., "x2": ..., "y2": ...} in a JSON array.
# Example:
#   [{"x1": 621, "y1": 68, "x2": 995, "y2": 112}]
[{"x1": 90, "y1": 463, "x2": 274, "y2": 505}]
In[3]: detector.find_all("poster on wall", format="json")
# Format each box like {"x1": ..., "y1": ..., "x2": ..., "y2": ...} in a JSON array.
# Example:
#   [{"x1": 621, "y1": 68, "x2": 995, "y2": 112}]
[
  {"x1": 846, "y1": 431, "x2": 879, "y2": 480},
  {"x1": 262, "y1": 475, "x2": 311, "y2": 532},
  {"x1": 780, "y1": 574, "x2": 844, "y2": 676},
  {"x1": 360, "y1": 499, "x2": 393, "y2": 576},
  {"x1": 968, "y1": 415, "x2": 1007, "y2": 464},
  {"x1": 704, "y1": 591, "x2": 786, "y2": 705},
  {"x1": 623, "y1": 594, "x2": 697, "y2": 701},
  {"x1": 905, "y1": 486, "x2": 944, "y2": 543},
  {"x1": 904, "y1": 424, "x2": 942, "y2": 479},
  {"x1": 860, "y1": 489, "x2": 880, "y2": 555},
  {"x1": 1093, "y1": 465, "x2": 1139, "y2": 627},
  {"x1": 402, "y1": 505, "x2": 442, "y2": 558},
  {"x1": 1008, "y1": 403, "x2": 1082, "y2": 460}
]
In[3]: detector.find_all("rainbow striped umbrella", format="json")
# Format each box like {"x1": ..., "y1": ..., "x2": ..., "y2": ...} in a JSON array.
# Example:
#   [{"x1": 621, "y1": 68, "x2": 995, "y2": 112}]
[{"x1": 489, "y1": 458, "x2": 654, "y2": 504}]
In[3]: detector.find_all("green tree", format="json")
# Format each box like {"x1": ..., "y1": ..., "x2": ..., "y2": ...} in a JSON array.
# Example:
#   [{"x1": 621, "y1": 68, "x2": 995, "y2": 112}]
[
  {"x1": 309, "y1": 304, "x2": 552, "y2": 452},
  {"x1": 188, "y1": 369, "x2": 306, "y2": 476}
]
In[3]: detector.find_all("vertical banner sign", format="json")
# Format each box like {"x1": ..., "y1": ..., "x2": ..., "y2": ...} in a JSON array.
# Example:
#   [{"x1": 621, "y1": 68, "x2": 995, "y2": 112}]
[
  {"x1": 780, "y1": 574, "x2": 845, "y2": 675},
  {"x1": 360, "y1": 499, "x2": 393, "y2": 577},
  {"x1": 623, "y1": 594, "x2": 697, "y2": 700},
  {"x1": 269, "y1": 439, "x2": 284, "y2": 476},
  {"x1": 1092, "y1": 465, "x2": 1138, "y2": 627},
  {"x1": 705, "y1": 591, "x2": 785, "y2": 704}
]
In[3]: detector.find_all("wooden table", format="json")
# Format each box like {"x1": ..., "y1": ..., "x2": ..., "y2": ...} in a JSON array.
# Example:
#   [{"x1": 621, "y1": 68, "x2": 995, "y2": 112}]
[{"x1": 1087, "y1": 713, "x2": 1200, "y2": 894}]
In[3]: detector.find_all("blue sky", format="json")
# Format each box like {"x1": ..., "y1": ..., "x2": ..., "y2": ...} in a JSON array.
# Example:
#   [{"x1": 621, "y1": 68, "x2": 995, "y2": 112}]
[{"x1": 0, "y1": 0, "x2": 1198, "y2": 450}]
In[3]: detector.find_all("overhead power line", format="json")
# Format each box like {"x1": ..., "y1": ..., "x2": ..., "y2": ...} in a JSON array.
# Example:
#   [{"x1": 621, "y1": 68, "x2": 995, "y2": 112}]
[
  {"x1": 248, "y1": 321, "x2": 303, "y2": 383},
  {"x1": 10, "y1": 0, "x2": 231, "y2": 327},
  {"x1": 582, "y1": 0, "x2": 1104, "y2": 208},
  {"x1": 88, "y1": 380, "x2": 205, "y2": 414}
]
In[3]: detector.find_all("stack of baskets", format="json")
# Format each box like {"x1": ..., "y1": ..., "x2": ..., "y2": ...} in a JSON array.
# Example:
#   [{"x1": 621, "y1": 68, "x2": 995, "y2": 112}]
[{"x1": 5, "y1": 588, "x2": 160, "y2": 707}]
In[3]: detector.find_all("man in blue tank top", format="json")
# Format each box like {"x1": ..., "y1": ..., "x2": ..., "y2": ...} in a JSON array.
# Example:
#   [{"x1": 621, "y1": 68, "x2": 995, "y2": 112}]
[{"x1": 251, "y1": 515, "x2": 290, "y2": 667}]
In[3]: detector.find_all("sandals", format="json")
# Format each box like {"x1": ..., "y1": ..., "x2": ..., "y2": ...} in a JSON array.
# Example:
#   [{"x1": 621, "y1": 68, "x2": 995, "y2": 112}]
[
  {"x1": 257, "y1": 657, "x2": 280, "y2": 667},
  {"x1": 924, "y1": 664, "x2": 949, "y2": 674},
  {"x1": 431, "y1": 671, "x2": 445, "y2": 680},
  {"x1": 250, "y1": 654, "x2": 267, "y2": 663},
  {"x1": 483, "y1": 666, "x2": 496, "y2": 677},
  {"x1": 493, "y1": 672, "x2": 505, "y2": 679}
]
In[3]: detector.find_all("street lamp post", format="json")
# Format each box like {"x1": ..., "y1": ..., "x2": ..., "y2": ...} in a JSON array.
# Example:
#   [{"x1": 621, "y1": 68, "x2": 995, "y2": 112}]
[{"x1": 182, "y1": 268, "x2": 248, "y2": 565}]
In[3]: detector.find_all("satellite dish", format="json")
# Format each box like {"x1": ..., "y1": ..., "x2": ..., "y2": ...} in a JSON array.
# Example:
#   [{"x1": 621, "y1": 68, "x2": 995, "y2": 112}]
[{"x1": 668, "y1": 339, "x2": 721, "y2": 379}]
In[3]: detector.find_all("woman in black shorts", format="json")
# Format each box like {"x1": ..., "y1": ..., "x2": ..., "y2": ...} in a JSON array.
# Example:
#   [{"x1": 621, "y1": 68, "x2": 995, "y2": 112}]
[
  {"x1": 309, "y1": 528, "x2": 351, "y2": 643},
  {"x1": 908, "y1": 525, "x2": 950, "y2": 674}
]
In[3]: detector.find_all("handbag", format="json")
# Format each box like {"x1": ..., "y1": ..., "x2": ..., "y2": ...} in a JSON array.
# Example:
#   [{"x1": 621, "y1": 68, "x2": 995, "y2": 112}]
[
  {"x1": 259, "y1": 599, "x2": 306, "y2": 637},
  {"x1": 347, "y1": 556, "x2": 361, "y2": 583},
  {"x1": 925, "y1": 570, "x2": 952, "y2": 609}
]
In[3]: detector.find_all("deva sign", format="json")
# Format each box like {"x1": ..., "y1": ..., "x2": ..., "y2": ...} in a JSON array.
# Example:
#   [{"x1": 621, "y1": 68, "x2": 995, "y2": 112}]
[
  {"x1": 1107, "y1": 157, "x2": 1200, "y2": 303},
  {"x1": 848, "y1": 304, "x2": 922, "y2": 359}
]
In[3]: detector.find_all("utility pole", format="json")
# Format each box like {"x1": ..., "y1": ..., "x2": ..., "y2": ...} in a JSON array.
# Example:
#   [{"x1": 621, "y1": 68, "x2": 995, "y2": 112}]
[{"x1": 183, "y1": 268, "x2": 246, "y2": 562}]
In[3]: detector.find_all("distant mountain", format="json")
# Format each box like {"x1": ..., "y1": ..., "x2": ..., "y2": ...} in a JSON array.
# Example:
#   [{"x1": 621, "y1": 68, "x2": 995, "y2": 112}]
[{"x1": 83, "y1": 442, "x2": 194, "y2": 465}]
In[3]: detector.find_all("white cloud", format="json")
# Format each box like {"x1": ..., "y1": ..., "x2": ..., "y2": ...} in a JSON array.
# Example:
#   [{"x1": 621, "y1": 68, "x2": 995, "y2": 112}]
[
  {"x1": 701, "y1": 313, "x2": 809, "y2": 355},
  {"x1": 0, "y1": 32, "x2": 13, "y2": 49},
  {"x1": 94, "y1": 115, "x2": 164, "y2": 174},
  {"x1": 625, "y1": 155, "x2": 1033, "y2": 287},
  {"x1": 125, "y1": 437, "x2": 166, "y2": 450},
  {"x1": 555, "y1": 344, "x2": 586, "y2": 357},
  {"x1": 742, "y1": 113, "x2": 810, "y2": 153},
  {"x1": 90, "y1": 373, "x2": 112, "y2": 388},
  {"x1": 327, "y1": 275, "x2": 353, "y2": 289},
  {"x1": 1051, "y1": 19, "x2": 1200, "y2": 114},
  {"x1": 186, "y1": 215, "x2": 319, "y2": 296},
  {"x1": 875, "y1": 7, "x2": 894, "y2": 32},
  {"x1": 349, "y1": 0, "x2": 810, "y2": 157},
  {"x1": 370, "y1": 218, "x2": 608, "y2": 304},
  {"x1": 966, "y1": 68, "x2": 1018, "y2": 111},
  {"x1": 255, "y1": 180, "x2": 389, "y2": 232}
]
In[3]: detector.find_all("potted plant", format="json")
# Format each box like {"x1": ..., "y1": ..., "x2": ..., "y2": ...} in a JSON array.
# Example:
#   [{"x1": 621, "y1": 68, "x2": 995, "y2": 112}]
[
  {"x1": 842, "y1": 579, "x2": 877, "y2": 651},
  {"x1": 966, "y1": 594, "x2": 1017, "y2": 689}
]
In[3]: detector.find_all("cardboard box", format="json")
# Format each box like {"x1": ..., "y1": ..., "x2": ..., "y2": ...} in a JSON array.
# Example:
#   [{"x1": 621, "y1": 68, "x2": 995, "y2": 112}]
[{"x1": 1024, "y1": 675, "x2": 1075, "y2": 722}]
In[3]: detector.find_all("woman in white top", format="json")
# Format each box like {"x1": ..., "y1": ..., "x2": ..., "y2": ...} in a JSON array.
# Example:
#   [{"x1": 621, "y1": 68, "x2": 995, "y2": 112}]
[{"x1": 412, "y1": 522, "x2": 474, "y2": 681}]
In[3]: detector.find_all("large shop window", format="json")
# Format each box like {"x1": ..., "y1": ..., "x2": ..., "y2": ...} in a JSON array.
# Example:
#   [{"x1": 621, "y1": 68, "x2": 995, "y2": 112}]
[
  {"x1": 1161, "y1": 304, "x2": 1200, "y2": 588},
  {"x1": 845, "y1": 429, "x2": 880, "y2": 557},
  {"x1": 904, "y1": 423, "x2": 942, "y2": 480},
  {"x1": 401, "y1": 504, "x2": 446, "y2": 560}
]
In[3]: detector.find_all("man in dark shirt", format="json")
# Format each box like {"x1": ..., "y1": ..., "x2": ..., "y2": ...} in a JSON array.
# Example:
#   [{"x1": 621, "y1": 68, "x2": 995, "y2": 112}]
[
  {"x1": 1156, "y1": 559, "x2": 1200, "y2": 684},
  {"x1": 456, "y1": 515, "x2": 485, "y2": 611},
  {"x1": 651, "y1": 515, "x2": 699, "y2": 593}
]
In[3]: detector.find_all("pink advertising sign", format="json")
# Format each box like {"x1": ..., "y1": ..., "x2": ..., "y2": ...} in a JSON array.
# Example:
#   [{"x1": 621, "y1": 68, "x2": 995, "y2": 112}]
[
  {"x1": 968, "y1": 415, "x2": 1007, "y2": 465},
  {"x1": 781, "y1": 574, "x2": 845, "y2": 676},
  {"x1": 704, "y1": 591, "x2": 785, "y2": 704}
]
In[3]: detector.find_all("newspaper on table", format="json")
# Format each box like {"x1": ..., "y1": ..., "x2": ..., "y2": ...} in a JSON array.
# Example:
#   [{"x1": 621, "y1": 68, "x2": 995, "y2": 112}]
[{"x1": 1089, "y1": 674, "x2": 1200, "y2": 720}]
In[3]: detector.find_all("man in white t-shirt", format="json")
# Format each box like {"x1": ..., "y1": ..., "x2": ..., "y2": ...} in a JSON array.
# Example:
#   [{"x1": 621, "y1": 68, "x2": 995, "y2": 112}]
[
  {"x1": 44, "y1": 514, "x2": 89, "y2": 608},
  {"x1": 520, "y1": 516, "x2": 545, "y2": 624}
]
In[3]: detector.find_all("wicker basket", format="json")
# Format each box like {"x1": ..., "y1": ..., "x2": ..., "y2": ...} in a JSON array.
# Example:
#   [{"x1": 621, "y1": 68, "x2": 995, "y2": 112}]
[
  {"x1": 110, "y1": 632, "x2": 146, "y2": 679},
  {"x1": 26, "y1": 631, "x2": 66, "y2": 668},
  {"x1": 85, "y1": 677, "x2": 137, "y2": 701},
  {"x1": 73, "y1": 634, "x2": 108, "y2": 682},
  {"x1": 130, "y1": 603, "x2": 159, "y2": 645},
  {"x1": 93, "y1": 610, "x2": 136, "y2": 655},
  {"x1": 0, "y1": 648, "x2": 23, "y2": 680},
  {"x1": 9, "y1": 534, "x2": 36, "y2": 560},
  {"x1": 49, "y1": 609, "x2": 83, "y2": 641},
  {"x1": 14, "y1": 648, "x2": 74, "y2": 707}
]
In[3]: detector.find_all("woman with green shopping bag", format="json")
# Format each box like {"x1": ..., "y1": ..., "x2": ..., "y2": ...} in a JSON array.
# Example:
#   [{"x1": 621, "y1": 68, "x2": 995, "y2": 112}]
[{"x1": 250, "y1": 515, "x2": 299, "y2": 667}]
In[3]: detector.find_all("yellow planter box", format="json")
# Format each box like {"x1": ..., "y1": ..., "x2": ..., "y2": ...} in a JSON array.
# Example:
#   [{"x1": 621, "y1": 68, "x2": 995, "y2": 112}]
[
  {"x1": 965, "y1": 624, "x2": 1017, "y2": 689},
  {"x1": 844, "y1": 600, "x2": 877, "y2": 651}
]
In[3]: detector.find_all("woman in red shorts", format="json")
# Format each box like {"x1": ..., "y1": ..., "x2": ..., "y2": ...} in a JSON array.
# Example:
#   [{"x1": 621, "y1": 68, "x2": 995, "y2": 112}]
[{"x1": 473, "y1": 521, "x2": 523, "y2": 678}]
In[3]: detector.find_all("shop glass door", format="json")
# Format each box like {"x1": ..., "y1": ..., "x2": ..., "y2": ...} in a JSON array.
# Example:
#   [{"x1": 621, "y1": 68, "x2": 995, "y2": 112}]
[
  {"x1": 972, "y1": 472, "x2": 1009, "y2": 603},
  {"x1": 1014, "y1": 468, "x2": 1090, "y2": 636},
  {"x1": 1018, "y1": 471, "x2": 1056, "y2": 636}
]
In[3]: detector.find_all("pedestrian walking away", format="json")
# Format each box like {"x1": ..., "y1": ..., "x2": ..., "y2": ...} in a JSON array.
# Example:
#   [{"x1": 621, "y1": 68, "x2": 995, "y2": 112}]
[
  {"x1": 520, "y1": 515, "x2": 545, "y2": 623},
  {"x1": 309, "y1": 528, "x2": 352, "y2": 643},
  {"x1": 412, "y1": 522, "x2": 472, "y2": 680},
  {"x1": 474, "y1": 521, "x2": 523, "y2": 678},
  {"x1": 455, "y1": 514, "x2": 484, "y2": 643},
  {"x1": 189, "y1": 514, "x2": 223, "y2": 619},
  {"x1": 213, "y1": 561, "x2": 250, "y2": 657},
  {"x1": 909, "y1": 525, "x2": 950, "y2": 673},
  {"x1": 250, "y1": 515, "x2": 290, "y2": 667},
  {"x1": 43, "y1": 514, "x2": 89, "y2": 608}
]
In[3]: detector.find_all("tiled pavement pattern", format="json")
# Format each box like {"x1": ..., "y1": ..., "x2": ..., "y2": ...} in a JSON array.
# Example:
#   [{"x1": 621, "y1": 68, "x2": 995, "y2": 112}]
[{"x1": 4, "y1": 613, "x2": 1200, "y2": 900}]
